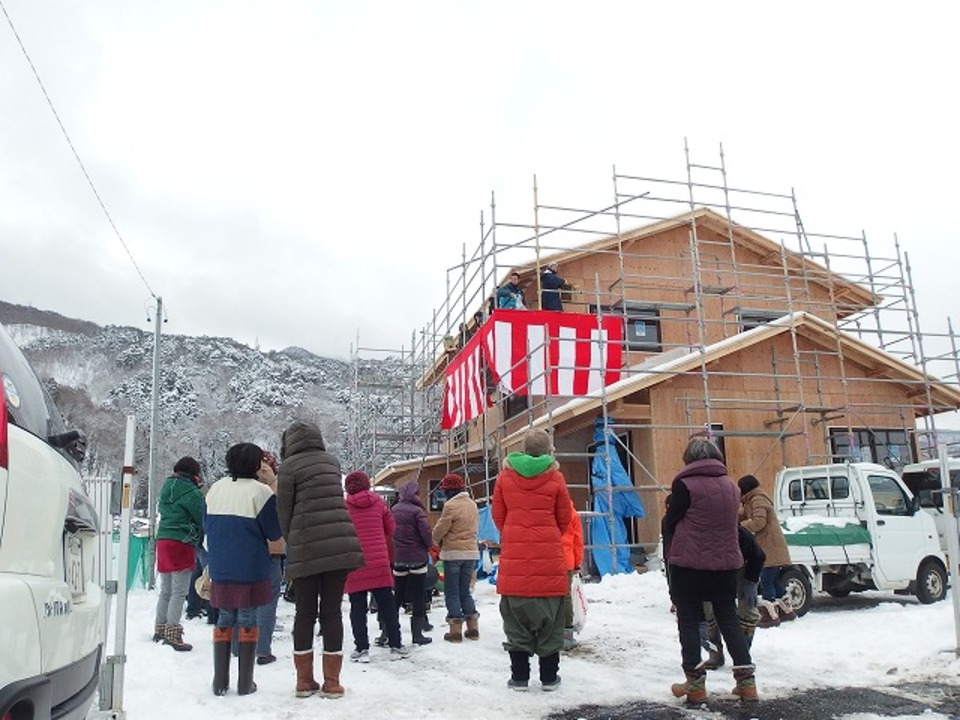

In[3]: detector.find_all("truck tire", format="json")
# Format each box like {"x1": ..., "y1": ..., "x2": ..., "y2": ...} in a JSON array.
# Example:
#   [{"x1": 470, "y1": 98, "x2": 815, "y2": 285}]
[
  {"x1": 780, "y1": 568, "x2": 813, "y2": 617},
  {"x1": 916, "y1": 560, "x2": 947, "y2": 604}
]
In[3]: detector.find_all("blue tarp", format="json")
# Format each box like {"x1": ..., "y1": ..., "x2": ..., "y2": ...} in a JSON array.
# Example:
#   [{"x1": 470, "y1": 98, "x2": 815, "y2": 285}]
[
  {"x1": 477, "y1": 504, "x2": 500, "y2": 544},
  {"x1": 590, "y1": 417, "x2": 645, "y2": 575}
]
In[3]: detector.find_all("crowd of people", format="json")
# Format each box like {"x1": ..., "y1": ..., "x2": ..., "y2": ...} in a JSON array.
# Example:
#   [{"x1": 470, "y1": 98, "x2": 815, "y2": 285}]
[{"x1": 152, "y1": 421, "x2": 789, "y2": 705}]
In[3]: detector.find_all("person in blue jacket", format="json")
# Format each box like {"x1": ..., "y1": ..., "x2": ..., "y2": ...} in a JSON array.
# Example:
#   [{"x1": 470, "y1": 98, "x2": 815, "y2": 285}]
[
  {"x1": 204, "y1": 442, "x2": 283, "y2": 697},
  {"x1": 496, "y1": 272, "x2": 526, "y2": 309}
]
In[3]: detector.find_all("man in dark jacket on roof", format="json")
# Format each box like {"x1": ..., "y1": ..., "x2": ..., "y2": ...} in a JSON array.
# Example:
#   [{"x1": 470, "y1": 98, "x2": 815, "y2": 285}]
[
  {"x1": 539, "y1": 262, "x2": 570, "y2": 311},
  {"x1": 277, "y1": 421, "x2": 364, "y2": 700}
]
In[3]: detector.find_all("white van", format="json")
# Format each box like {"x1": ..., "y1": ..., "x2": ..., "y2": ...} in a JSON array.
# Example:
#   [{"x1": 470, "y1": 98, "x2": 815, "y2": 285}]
[
  {"x1": 0, "y1": 321, "x2": 102, "y2": 719},
  {"x1": 774, "y1": 463, "x2": 947, "y2": 615},
  {"x1": 900, "y1": 458, "x2": 960, "y2": 555}
]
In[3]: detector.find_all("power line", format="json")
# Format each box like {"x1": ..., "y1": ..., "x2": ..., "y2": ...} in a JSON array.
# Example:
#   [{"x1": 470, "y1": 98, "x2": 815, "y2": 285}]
[{"x1": 1, "y1": 1, "x2": 156, "y2": 298}]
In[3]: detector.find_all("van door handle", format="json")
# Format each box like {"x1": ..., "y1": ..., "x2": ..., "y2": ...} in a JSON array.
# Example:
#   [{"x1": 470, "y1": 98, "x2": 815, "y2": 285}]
[{"x1": 876, "y1": 520, "x2": 885, "y2": 526}]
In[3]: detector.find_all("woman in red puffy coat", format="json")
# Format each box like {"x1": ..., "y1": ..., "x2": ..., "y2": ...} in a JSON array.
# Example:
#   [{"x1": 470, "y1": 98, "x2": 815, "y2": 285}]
[
  {"x1": 343, "y1": 471, "x2": 407, "y2": 662},
  {"x1": 493, "y1": 428, "x2": 572, "y2": 692}
]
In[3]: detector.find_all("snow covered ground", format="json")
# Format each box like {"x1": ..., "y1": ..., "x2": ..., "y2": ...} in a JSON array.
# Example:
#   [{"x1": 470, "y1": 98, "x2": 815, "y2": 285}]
[{"x1": 114, "y1": 569, "x2": 960, "y2": 719}]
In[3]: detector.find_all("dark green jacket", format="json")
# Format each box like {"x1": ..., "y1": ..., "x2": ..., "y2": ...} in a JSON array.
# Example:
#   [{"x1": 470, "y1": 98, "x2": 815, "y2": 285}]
[{"x1": 156, "y1": 472, "x2": 204, "y2": 546}]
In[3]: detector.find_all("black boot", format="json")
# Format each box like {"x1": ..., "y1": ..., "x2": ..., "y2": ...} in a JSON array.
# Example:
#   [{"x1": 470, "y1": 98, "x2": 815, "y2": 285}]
[
  {"x1": 508, "y1": 650, "x2": 530, "y2": 691},
  {"x1": 237, "y1": 627, "x2": 258, "y2": 696},
  {"x1": 411, "y1": 616, "x2": 433, "y2": 645},
  {"x1": 212, "y1": 627, "x2": 232, "y2": 696},
  {"x1": 539, "y1": 651, "x2": 561, "y2": 691}
]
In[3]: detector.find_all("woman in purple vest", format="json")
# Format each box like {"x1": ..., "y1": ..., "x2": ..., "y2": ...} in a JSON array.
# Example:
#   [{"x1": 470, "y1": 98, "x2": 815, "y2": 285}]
[{"x1": 661, "y1": 438, "x2": 758, "y2": 704}]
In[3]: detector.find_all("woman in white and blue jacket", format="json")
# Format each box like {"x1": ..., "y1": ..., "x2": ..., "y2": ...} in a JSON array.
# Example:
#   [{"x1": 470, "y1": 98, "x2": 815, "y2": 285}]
[{"x1": 204, "y1": 442, "x2": 283, "y2": 697}]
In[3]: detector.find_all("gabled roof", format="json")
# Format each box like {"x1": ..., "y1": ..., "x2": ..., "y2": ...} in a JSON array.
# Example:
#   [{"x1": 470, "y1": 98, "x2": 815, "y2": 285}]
[
  {"x1": 370, "y1": 453, "x2": 449, "y2": 487},
  {"x1": 511, "y1": 207, "x2": 877, "y2": 316},
  {"x1": 497, "y1": 311, "x2": 960, "y2": 452},
  {"x1": 417, "y1": 208, "x2": 876, "y2": 390}
]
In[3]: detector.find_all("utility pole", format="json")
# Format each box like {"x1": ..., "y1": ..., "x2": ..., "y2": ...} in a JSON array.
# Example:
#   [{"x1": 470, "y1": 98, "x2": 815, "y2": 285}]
[{"x1": 146, "y1": 296, "x2": 163, "y2": 589}]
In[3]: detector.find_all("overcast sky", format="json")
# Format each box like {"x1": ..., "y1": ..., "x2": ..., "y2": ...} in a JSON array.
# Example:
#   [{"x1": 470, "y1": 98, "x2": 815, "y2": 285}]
[{"x1": 1, "y1": 1, "x2": 957, "y2": 363}]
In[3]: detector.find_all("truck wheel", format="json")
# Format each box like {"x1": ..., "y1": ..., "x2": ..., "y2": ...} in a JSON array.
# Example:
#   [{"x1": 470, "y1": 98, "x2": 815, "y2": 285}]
[
  {"x1": 826, "y1": 588, "x2": 851, "y2": 598},
  {"x1": 780, "y1": 568, "x2": 812, "y2": 617},
  {"x1": 916, "y1": 561, "x2": 947, "y2": 604}
]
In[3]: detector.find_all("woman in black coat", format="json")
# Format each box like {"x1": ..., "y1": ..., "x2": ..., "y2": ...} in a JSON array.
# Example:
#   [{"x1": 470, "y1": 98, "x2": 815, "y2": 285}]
[{"x1": 277, "y1": 421, "x2": 364, "y2": 699}]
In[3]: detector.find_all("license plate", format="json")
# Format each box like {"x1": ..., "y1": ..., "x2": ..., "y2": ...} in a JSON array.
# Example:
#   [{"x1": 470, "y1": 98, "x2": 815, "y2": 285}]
[{"x1": 65, "y1": 534, "x2": 85, "y2": 599}]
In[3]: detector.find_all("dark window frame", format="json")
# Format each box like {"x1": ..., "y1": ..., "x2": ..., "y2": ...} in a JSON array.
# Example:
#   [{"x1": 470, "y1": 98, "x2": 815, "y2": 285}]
[
  {"x1": 737, "y1": 308, "x2": 785, "y2": 332},
  {"x1": 428, "y1": 479, "x2": 445, "y2": 512},
  {"x1": 828, "y1": 427, "x2": 913, "y2": 467},
  {"x1": 590, "y1": 303, "x2": 662, "y2": 352},
  {"x1": 786, "y1": 475, "x2": 851, "y2": 502},
  {"x1": 503, "y1": 393, "x2": 529, "y2": 420}
]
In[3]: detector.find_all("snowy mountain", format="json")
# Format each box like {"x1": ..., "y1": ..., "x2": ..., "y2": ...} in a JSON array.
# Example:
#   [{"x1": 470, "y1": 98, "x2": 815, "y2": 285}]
[{"x1": 0, "y1": 300, "x2": 356, "y2": 505}]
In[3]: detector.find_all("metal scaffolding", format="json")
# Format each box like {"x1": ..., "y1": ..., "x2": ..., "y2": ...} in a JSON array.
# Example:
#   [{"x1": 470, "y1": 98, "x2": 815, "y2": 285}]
[{"x1": 345, "y1": 142, "x2": 960, "y2": 565}]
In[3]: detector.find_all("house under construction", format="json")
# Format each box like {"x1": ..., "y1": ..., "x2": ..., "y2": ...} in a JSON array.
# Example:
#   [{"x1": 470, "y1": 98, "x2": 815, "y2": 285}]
[{"x1": 345, "y1": 142, "x2": 960, "y2": 569}]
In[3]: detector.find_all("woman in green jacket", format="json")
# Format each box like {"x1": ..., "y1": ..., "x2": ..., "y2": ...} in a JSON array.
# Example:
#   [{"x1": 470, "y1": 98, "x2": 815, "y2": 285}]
[{"x1": 153, "y1": 456, "x2": 205, "y2": 652}]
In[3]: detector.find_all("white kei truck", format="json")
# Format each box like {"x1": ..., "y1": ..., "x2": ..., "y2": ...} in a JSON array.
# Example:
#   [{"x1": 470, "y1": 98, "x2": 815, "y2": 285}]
[
  {"x1": 900, "y1": 457, "x2": 960, "y2": 557},
  {"x1": 0, "y1": 320, "x2": 102, "y2": 720},
  {"x1": 773, "y1": 462, "x2": 948, "y2": 616}
]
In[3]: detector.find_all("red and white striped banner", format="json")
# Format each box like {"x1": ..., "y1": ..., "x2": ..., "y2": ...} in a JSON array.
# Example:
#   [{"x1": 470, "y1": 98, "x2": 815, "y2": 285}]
[{"x1": 442, "y1": 310, "x2": 624, "y2": 429}]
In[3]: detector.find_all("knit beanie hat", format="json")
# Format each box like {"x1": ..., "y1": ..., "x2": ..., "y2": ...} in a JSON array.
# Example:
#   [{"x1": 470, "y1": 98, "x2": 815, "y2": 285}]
[
  {"x1": 344, "y1": 470, "x2": 371, "y2": 495},
  {"x1": 440, "y1": 473, "x2": 465, "y2": 491},
  {"x1": 738, "y1": 474, "x2": 760, "y2": 495},
  {"x1": 173, "y1": 456, "x2": 201, "y2": 477},
  {"x1": 523, "y1": 428, "x2": 553, "y2": 457},
  {"x1": 262, "y1": 450, "x2": 279, "y2": 474}
]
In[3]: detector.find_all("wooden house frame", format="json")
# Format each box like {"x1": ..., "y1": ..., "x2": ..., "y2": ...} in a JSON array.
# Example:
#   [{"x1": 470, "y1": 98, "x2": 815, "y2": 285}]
[{"x1": 352, "y1": 156, "x2": 960, "y2": 562}]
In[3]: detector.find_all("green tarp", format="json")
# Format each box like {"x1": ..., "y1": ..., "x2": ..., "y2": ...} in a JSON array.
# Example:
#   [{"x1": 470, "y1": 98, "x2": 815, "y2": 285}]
[
  {"x1": 782, "y1": 521, "x2": 871, "y2": 547},
  {"x1": 113, "y1": 531, "x2": 150, "y2": 588}
]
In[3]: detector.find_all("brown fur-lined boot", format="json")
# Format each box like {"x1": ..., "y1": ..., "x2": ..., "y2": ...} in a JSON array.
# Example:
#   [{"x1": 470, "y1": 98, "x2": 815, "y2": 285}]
[
  {"x1": 703, "y1": 621, "x2": 724, "y2": 670},
  {"x1": 775, "y1": 595, "x2": 797, "y2": 621},
  {"x1": 153, "y1": 622, "x2": 167, "y2": 643},
  {"x1": 464, "y1": 613, "x2": 480, "y2": 640},
  {"x1": 163, "y1": 623, "x2": 193, "y2": 652},
  {"x1": 444, "y1": 618, "x2": 464, "y2": 642},
  {"x1": 293, "y1": 650, "x2": 320, "y2": 698},
  {"x1": 671, "y1": 666, "x2": 707, "y2": 704},
  {"x1": 319, "y1": 652, "x2": 344, "y2": 698},
  {"x1": 757, "y1": 599, "x2": 780, "y2": 628},
  {"x1": 732, "y1": 664, "x2": 759, "y2": 702}
]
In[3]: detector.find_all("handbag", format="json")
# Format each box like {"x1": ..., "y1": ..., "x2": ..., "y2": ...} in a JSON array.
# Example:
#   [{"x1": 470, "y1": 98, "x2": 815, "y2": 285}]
[
  {"x1": 195, "y1": 566, "x2": 212, "y2": 601},
  {"x1": 571, "y1": 573, "x2": 588, "y2": 632}
]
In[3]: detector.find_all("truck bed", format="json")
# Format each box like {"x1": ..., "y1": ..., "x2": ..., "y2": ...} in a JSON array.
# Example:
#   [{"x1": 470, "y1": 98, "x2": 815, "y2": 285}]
[{"x1": 782, "y1": 516, "x2": 873, "y2": 566}]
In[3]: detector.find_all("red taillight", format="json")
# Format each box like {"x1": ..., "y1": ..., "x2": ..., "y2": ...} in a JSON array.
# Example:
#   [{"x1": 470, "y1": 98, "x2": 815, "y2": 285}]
[{"x1": 0, "y1": 375, "x2": 7, "y2": 469}]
